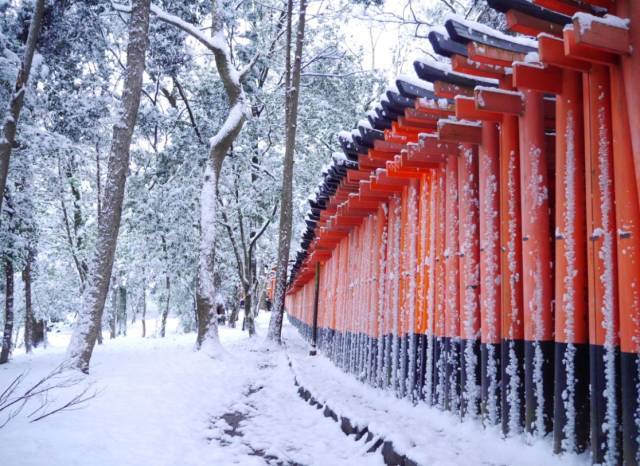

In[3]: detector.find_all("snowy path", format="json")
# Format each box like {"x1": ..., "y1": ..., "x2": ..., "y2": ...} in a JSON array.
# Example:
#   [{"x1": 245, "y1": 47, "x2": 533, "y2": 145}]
[
  {"x1": 0, "y1": 315, "x2": 591, "y2": 466},
  {"x1": 0, "y1": 316, "x2": 380, "y2": 466}
]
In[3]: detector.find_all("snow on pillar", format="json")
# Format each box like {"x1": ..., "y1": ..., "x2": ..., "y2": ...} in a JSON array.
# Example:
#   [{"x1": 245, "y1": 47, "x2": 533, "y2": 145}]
[
  {"x1": 584, "y1": 65, "x2": 621, "y2": 465},
  {"x1": 519, "y1": 89, "x2": 554, "y2": 437},
  {"x1": 458, "y1": 143, "x2": 481, "y2": 419}
]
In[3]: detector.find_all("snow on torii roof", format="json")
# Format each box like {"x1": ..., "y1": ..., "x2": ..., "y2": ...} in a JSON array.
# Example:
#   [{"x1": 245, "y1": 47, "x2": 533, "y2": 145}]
[
  {"x1": 444, "y1": 13, "x2": 538, "y2": 53},
  {"x1": 428, "y1": 30, "x2": 469, "y2": 58},
  {"x1": 485, "y1": 0, "x2": 572, "y2": 25},
  {"x1": 413, "y1": 58, "x2": 498, "y2": 89}
]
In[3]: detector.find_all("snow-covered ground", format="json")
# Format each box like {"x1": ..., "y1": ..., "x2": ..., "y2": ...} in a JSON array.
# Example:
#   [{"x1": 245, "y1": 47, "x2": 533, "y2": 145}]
[
  {"x1": 0, "y1": 314, "x2": 380, "y2": 466},
  {"x1": 285, "y1": 325, "x2": 590, "y2": 466},
  {"x1": 1, "y1": 314, "x2": 590, "y2": 466}
]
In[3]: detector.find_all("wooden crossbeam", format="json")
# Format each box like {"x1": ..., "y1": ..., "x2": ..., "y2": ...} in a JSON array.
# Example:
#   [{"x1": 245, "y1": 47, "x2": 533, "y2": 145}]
[
  {"x1": 467, "y1": 41, "x2": 525, "y2": 67},
  {"x1": 563, "y1": 27, "x2": 618, "y2": 66},
  {"x1": 451, "y1": 55, "x2": 507, "y2": 79},
  {"x1": 434, "y1": 81, "x2": 474, "y2": 99},
  {"x1": 437, "y1": 119, "x2": 483, "y2": 144},
  {"x1": 572, "y1": 14, "x2": 631, "y2": 55},
  {"x1": 513, "y1": 62, "x2": 563, "y2": 94},
  {"x1": 455, "y1": 96, "x2": 502, "y2": 122},
  {"x1": 538, "y1": 33, "x2": 591, "y2": 72},
  {"x1": 506, "y1": 9, "x2": 563, "y2": 37},
  {"x1": 475, "y1": 87, "x2": 524, "y2": 115}
]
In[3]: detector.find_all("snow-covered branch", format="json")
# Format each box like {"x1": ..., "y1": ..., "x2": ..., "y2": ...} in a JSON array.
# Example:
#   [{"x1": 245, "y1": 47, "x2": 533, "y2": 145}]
[{"x1": 209, "y1": 102, "x2": 249, "y2": 152}]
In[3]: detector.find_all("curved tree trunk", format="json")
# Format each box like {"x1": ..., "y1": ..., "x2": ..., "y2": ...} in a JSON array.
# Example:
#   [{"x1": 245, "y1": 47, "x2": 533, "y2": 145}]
[{"x1": 67, "y1": 0, "x2": 151, "y2": 373}]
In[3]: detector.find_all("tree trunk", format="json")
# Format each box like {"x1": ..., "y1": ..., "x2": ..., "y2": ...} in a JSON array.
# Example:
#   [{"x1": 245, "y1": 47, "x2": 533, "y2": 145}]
[
  {"x1": 131, "y1": 301, "x2": 137, "y2": 324},
  {"x1": 96, "y1": 322, "x2": 103, "y2": 345},
  {"x1": 0, "y1": 0, "x2": 45, "y2": 215},
  {"x1": 229, "y1": 304, "x2": 239, "y2": 328},
  {"x1": 0, "y1": 258, "x2": 14, "y2": 364},
  {"x1": 117, "y1": 284, "x2": 127, "y2": 337},
  {"x1": 267, "y1": 0, "x2": 308, "y2": 343},
  {"x1": 141, "y1": 281, "x2": 147, "y2": 338},
  {"x1": 195, "y1": 162, "x2": 222, "y2": 350},
  {"x1": 67, "y1": 0, "x2": 151, "y2": 372},
  {"x1": 22, "y1": 250, "x2": 34, "y2": 353},
  {"x1": 109, "y1": 281, "x2": 117, "y2": 339},
  {"x1": 160, "y1": 274, "x2": 170, "y2": 337},
  {"x1": 243, "y1": 289, "x2": 255, "y2": 336},
  {"x1": 32, "y1": 319, "x2": 44, "y2": 348},
  {"x1": 149, "y1": 2, "x2": 249, "y2": 354}
]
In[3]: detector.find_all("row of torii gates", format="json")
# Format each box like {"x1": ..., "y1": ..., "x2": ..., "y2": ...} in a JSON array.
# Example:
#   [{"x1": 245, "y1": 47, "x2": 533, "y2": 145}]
[{"x1": 284, "y1": 0, "x2": 640, "y2": 463}]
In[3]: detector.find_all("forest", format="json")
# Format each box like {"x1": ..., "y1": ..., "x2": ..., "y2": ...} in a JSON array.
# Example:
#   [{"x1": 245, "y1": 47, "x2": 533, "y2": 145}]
[{"x1": 0, "y1": 0, "x2": 395, "y2": 367}]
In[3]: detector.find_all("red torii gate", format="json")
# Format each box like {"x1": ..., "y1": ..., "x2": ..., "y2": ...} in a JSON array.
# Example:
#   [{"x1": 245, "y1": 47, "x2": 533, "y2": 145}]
[{"x1": 284, "y1": 1, "x2": 640, "y2": 463}]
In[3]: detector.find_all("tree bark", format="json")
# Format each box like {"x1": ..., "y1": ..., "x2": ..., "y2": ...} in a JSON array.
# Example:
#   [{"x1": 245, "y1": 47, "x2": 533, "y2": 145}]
[
  {"x1": 32, "y1": 319, "x2": 44, "y2": 348},
  {"x1": 0, "y1": 0, "x2": 45, "y2": 215},
  {"x1": 117, "y1": 283, "x2": 127, "y2": 337},
  {"x1": 109, "y1": 280, "x2": 117, "y2": 339},
  {"x1": 243, "y1": 290, "x2": 255, "y2": 336},
  {"x1": 67, "y1": 0, "x2": 151, "y2": 372},
  {"x1": 141, "y1": 279, "x2": 147, "y2": 338},
  {"x1": 188, "y1": 1, "x2": 249, "y2": 353},
  {"x1": 0, "y1": 258, "x2": 14, "y2": 364},
  {"x1": 160, "y1": 275, "x2": 170, "y2": 337},
  {"x1": 22, "y1": 250, "x2": 34, "y2": 353},
  {"x1": 267, "y1": 0, "x2": 308, "y2": 343}
]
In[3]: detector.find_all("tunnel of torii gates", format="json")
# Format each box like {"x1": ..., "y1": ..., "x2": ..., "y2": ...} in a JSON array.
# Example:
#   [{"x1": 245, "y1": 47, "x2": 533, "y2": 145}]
[{"x1": 279, "y1": 0, "x2": 640, "y2": 464}]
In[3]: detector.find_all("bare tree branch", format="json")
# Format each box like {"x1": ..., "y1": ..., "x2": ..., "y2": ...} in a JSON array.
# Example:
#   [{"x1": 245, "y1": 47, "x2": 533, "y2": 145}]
[
  {"x1": 172, "y1": 77, "x2": 204, "y2": 145},
  {"x1": 0, "y1": 361, "x2": 99, "y2": 429},
  {"x1": 250, "y1": 200, "x2": 278, "y2": 251}
]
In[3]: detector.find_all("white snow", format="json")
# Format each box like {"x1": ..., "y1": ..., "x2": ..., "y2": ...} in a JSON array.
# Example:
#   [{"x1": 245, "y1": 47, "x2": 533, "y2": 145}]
[
  {"x1": 572, "y1": 13, "x2": 630, "y2": 34},
  {"x1": 414, "y1": 58, "x2": 499, "y2": 86},
  {"x1": 286, "y1": 325, "x2": 588, "y2": 466},
  {"x1": 397, "y1": 73, "x2": 434, "y2": 91},
  {"x1": 338, "y1": 130, "x2": 353, "y2": 142},
  {"x1": 443, "y1": 13, "x2": 538, "y2": 49},
  {"x1": 208, "y1": 102, "x2": 249, "y2": 149},
  {"x1": 332, "y1": 151, "x2": 348, "y2": 163},
  {"x1": 358, "y1": 118, "x2": 373, "y2": 130},
  {"x1": 1, "y1": 315, "x2": 382, "y2": 466}
]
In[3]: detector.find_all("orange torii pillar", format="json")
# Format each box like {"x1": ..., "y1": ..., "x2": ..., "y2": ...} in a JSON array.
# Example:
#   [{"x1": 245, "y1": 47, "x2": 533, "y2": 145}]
[
  {"x1": 454, "y1": 97, "x2": 503, "y2": 425},
  {"x1": 369, "y1": 173, "x2": 406, "y2": 390},
  {"x1": 392, "y1": 137, "x2": 450, "y2": 399},
  {"x1": 560, "y1": 25, "x2": 622, "y2": 463},
  {"x1": 476, "y1": 85, "x2": 554, "y2": 436},
  {"x1": 439, "y1": 119, "x2": 482, "y2": 418},
  {"x1": 361, "y1": 189, "x2": 389, "y2": 385},
  {"x1": 374, "y1": 204, "x2": 389, "y2": 389},
  {"x1": 411, "y1": 135, "x2": 457, "y2": 408},
  {"x1": 417, "y1": 171, "x2": 435, "y2": 401},
  {"x1": 433, "y1": 163, "x2": 448, "y2": 408},
  {"x1": 473, "y1": 80, "x2": 525, "y2": 436},
  {"x1": 443, "y1": 141, "x2": 461, "y2": 412},
  {"x1": 567, "y1": 10, "x2": 640, "y2": 462},
  {"x1": 512, "y1": 60, "x2": 589, "y2": 453},
  {"x1": 386, "y1": 154, "x2": 422, "y2": 398}
]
